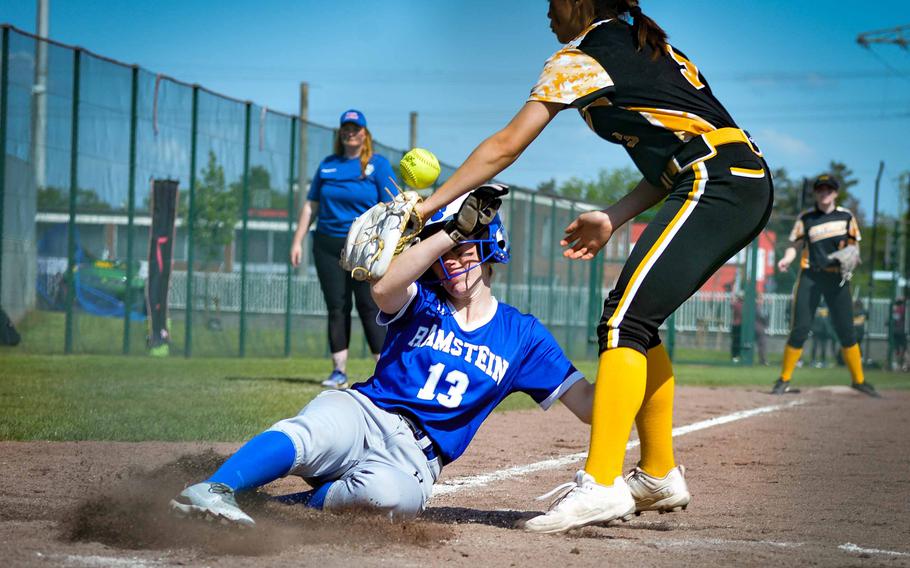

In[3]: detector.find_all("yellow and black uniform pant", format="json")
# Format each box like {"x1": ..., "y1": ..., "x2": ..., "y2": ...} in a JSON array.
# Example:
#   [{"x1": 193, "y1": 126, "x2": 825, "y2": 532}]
[
  {"x1": 585, "y1": 129, "x2": 772, "y2": 484},
  {"x1": 597, "y1": 134, "x2": 773, "y2": 354},
  {"x1": 787, "y1": 270, "x2": 857, "y2": 349}
]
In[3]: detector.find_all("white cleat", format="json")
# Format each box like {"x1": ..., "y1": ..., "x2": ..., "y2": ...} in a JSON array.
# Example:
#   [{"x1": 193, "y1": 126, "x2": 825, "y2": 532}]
[
  {"x1": 169, "y1": 482, "x2": 255, "y2": 527},
  {"x1": 523, "y1": 470, "x2": 635, "y2": 534},
  {"x1": 625, "y1": 465, "x2": 691, "y2": 514}
]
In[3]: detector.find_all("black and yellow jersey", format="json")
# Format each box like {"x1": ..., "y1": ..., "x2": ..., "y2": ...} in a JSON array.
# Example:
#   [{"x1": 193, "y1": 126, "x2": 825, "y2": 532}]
[
  {"x1": 528, "y1": 18, "x2": 738, "y2": 186},
  {"x1": 789, "y1": 206, "x2": 861, "y2": 270}
]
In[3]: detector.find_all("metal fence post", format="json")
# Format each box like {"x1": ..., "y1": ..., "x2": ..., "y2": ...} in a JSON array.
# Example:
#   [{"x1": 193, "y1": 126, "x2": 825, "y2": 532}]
[
  {"x1": 666, "y1": 312, "x2": 676, "y2": 361},
  {"x1": 865, "y1": 161, "x2": 885, "y2": 359},
  {"x1": 239, "y1": 101, "x2": 251, "y2": 357},
  {"x1": 122, "y1": 65, "x2": 139, "y2": 354},
  {"x1": 564, "y1": 203, "x2": 575, "y2": 356},
  {"x1": 547, "y1": 197, "x2": 557, "y2": 326},
  {"x1": 505, "y1": 192, "x2": 516, "y2": 304},
  {"x1": 284, "y1": 116, "x2": 297, "y2": 357},
  {"x1": 526, "y1": 192, "x2": 536, "y2": 312},
  {"x1": 0, "y1": 27, "x2": 9, "y2": 305},
  {"x1": 64, "y1": 48, "x2": 82, "y2": 354},
  {"x1": 586, "y1": 244, "x2": 600, "y2": 359},
  {"x1": 185, "y1": 85, "x2": 199, "y2": 358},
  {"x1": 740, "y1": 237, "x2": 759, "y2": 365}
]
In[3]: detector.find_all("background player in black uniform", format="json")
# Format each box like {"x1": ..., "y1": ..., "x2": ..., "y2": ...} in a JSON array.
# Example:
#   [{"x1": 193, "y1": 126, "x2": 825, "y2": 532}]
[
  {"x1": 415, "y1": 0, "x2": 773, "y2": 532},
  {"x1": 772, "y1": 174, "x2": 879, "y2": 397}
]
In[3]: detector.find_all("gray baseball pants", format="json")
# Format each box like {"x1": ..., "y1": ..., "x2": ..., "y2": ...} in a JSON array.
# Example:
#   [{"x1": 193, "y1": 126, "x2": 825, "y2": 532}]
[{"x1": 268, "y1": 389, "x2": 441, "y2": 519}]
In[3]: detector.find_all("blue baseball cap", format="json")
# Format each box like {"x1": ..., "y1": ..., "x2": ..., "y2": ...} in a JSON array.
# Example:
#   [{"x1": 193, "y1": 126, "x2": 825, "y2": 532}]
[{"x1": 339, "y1": 109, "x2": 367, "y2": 128}]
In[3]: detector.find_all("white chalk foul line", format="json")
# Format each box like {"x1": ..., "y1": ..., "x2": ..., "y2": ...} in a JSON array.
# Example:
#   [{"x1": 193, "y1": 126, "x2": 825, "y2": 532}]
[
  {"x1": 433, "y1": 399, "x2": 806, "y2": 497},
  {"x1": 839, "y1": 543, "x2": 910, "y2": 557}
]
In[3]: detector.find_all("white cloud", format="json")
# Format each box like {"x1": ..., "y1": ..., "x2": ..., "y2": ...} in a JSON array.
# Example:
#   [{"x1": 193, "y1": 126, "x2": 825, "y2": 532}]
[{"x1": 754, "y1": 128, "x2": 815, "y2": 160}]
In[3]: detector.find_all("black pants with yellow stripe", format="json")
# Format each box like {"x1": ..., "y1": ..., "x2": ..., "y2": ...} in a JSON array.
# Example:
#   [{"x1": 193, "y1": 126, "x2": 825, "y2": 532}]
[
  {"x1": 597, "y1": 141, "x2": 773, "y2": 354},
  {"x1": 787, "y1": 270, "x2": 856, "y2": 349}
]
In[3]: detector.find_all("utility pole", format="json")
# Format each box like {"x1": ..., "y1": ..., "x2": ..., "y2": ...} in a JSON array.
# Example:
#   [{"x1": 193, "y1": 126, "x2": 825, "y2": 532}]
[
  {"x1": 31, "y1": 0, "x2": 49, "y2": 191},
  {"x1": 409, "y1": 111, "x2": 418, "y2": 150},
  {"x1": 296, "y1": 82, "x2": 308, "y2": 271},
  {"x1": 865, "y1": 161, "x2": 885, "y2": 359},
  {"x1": 899, "y1": 179, "x2": 908, "y2": 294}
]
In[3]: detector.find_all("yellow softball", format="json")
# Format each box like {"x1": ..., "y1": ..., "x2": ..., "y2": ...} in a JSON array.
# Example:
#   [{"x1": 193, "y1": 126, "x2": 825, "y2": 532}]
[{"x1": 399, "y1": 148, "x2": 441, "y2": 189}]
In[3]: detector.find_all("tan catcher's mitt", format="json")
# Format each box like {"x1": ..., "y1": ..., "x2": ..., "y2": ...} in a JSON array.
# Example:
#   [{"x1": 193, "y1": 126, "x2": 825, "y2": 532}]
[
  {"x1": 340, "y1": 190, "x2": 425, "y2": 282},
  {"x1": 827, "y1": 244, "x2": 861, "y2": 287}
]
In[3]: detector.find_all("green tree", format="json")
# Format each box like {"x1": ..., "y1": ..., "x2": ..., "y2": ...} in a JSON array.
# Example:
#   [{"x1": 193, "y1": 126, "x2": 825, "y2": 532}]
[
  {"x1": 190, "y1": 152, "x2": 241, "y2": 317},
  {"x1": 556, "y1": 166, "x2": 640, "y2": 205},
  {"x1": 827, "y1": 160, "x2": 864, "y2": 223},
  {"x1": 765, "y1": 168, "x2": 805, "y2": 292},
  {"x1": 37, "y1": 186, "x2": 112, "y2": 212},
  {"x1": 536, "y1": 178, "x2": 557, "y2": 195},
  {"x1": 193, "y1": 151, "x2": 240, "y2": 270}
]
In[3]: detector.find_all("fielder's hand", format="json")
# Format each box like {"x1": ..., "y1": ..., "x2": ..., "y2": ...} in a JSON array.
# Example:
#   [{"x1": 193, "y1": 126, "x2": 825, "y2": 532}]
[
  {"x1": 340, "y1": 191, "x2": 425, "y2": 282},
  {"x1": 827, "y1": 244, "x2": 861, "y2": 286},
  {"x1": 444, "y1": 183, "x2": 508, "y2": 243},
  {"x1": 562, "y1": 210, "x2": 614, "y2": 260}
]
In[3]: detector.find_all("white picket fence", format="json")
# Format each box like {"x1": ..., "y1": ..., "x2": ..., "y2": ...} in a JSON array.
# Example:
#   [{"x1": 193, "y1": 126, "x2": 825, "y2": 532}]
[{"x1": 166, "y1": 270, "x2": 893, "y2": 339}]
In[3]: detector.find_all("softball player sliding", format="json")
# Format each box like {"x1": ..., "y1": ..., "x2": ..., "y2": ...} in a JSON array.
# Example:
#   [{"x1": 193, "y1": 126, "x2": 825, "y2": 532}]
[
  {"x1": 772, "y1": 174, "x2": 879, "y2": 397},
  {"x1": 416, "y1": 0, "x2": 771, "y2": 533},
  {"x1": 170, "y1": 189, "x2": 595, "y2": 525}
]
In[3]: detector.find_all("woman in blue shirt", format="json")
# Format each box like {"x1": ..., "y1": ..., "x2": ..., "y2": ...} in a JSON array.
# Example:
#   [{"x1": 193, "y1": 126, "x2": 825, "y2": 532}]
[{"x1": 290, "y1": 109, "x2": 396, "y2": 388}]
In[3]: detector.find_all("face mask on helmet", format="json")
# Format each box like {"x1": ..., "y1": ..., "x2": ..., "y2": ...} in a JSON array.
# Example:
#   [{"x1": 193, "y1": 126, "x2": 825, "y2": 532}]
[{"x1": 418, "y1": 196, "x2": 511, "y2": 282}]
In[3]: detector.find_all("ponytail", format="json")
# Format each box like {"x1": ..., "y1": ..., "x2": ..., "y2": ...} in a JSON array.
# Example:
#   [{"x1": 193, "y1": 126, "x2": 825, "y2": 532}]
[{"x1": 606, "y1": 0, "x2": 668, "y2": 58}]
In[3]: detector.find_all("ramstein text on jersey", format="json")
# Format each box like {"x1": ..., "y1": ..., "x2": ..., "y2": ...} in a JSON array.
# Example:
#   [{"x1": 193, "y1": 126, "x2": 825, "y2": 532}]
[{"x1": 406, "y1": 324, "x2": 510, "y2": 385}]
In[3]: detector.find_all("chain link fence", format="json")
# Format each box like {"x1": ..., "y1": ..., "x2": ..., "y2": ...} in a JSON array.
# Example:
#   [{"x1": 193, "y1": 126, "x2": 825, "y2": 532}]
[{"x1": 0, "y1": 24, "x2": 898, "y2": 365}]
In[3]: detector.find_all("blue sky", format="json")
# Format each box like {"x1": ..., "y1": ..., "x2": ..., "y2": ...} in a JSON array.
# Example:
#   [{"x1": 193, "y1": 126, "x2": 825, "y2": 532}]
[{"x1": 4, "y1": 0, "x2": 910, "y2": 215}]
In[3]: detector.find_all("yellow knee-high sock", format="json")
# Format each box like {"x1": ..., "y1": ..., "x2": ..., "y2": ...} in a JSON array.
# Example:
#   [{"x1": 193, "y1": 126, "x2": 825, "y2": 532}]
[
  {"x1": 585, "y1": 347, "x2": 647, "y2": 484},
  {"x1": 636, "y1": 344, "x2": 676, "y2": 478},
  {"x1": 842, "y1": 344, "x2": 865, "y2": 384},
  {"x1": 779, "y1": 345, "x2": 802, "y2": 381}
]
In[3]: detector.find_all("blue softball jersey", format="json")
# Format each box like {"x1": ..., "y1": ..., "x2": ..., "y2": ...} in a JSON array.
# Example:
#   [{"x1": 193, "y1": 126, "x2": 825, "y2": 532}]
[
  {"x1": 352, "y1": 282, "x2": 584, "y2": 464},
  {"x1": 307, "y1": 154, "x2": 396, "y2": 237}
]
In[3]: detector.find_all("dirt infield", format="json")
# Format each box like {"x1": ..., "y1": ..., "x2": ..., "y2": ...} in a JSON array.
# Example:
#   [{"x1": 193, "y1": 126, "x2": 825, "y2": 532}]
[{"x1": 1, "y1": 386, "x2": 908, "y2": 567}]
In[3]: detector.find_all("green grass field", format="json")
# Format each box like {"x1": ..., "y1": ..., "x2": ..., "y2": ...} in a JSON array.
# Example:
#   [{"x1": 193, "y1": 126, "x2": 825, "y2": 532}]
[{"x1": 1, "y1": 352, "x2": 907, "y2": 443}]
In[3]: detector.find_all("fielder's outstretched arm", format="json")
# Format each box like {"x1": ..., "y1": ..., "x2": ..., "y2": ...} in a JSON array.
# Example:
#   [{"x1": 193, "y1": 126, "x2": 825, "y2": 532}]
[
  {"x1": 370, "y1": 231, "x2": 456, "y2": 314},
  {"x1": 561, "y1": 177, "x2": 666, "y2": 260},
  {"x1": 419, "y1": 100, "x2": 563, "y2": 218}
]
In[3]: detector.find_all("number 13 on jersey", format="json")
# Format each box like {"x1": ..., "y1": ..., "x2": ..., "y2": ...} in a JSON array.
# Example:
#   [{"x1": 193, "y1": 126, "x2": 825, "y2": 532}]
[{"x1": 417, "y1": 363, "x2": 470, "y2": 409}]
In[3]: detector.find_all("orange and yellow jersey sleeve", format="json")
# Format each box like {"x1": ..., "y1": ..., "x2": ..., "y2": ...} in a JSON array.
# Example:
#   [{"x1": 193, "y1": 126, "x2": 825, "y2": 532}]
[
  {"x1": 529, "y1": 21, "x2": 614, "y2": 106},
  {"x1": 527, "y1": 19, "x2": 739, "y2": 187},
  {"x1": 790, "y1": 211, "x2": 810, "y2": 269},
  {"x1": 846, "y1": 210, "x2": 862, "y2": 243},
  {"x1": 529, "y1": 45, "x2": 613, "y2": 105},
  {"x1": 789, "y1": 216, "x2": 806, "y2": 243}
]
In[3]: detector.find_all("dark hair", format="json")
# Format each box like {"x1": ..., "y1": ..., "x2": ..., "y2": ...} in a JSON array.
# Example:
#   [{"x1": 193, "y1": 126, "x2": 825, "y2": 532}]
[{"x1": 579, "y1": 1, "x2": 668, "y2": 58}]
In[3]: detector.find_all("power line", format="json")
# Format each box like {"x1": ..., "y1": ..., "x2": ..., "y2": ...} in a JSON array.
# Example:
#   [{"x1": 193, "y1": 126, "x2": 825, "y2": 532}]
[
  {"x1": 857, "y1": 25, "x2": 910, "y2": 49},
  {"x1": 857, "y1": 24, "x2": 910, "y2": 83}
]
